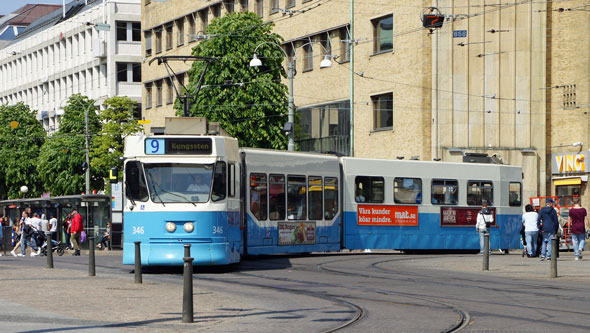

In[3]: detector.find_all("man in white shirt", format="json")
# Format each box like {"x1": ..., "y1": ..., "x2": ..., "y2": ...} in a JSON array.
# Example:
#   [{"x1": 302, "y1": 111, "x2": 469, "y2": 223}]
[
  {"x1": 49, "y1": 215, "x2": 58, "y2": 240},
  {"x1": 30, "y1": 213, "x2": 42, "y2": 231}
]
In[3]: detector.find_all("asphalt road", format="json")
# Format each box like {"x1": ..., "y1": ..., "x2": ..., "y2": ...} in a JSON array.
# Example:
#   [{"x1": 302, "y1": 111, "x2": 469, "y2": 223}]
[{"x1": 2, "y1": 249, "x2": 590, "y2": 332}]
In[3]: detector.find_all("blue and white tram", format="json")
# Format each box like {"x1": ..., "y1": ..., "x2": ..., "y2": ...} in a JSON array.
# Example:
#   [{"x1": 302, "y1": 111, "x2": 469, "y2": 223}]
[
  {"x1": 122, "y1": 133, "x2": 243, "y2": 266},
  {"x1": 340, "y1": 157, "x2": 523, "y2": 251}
]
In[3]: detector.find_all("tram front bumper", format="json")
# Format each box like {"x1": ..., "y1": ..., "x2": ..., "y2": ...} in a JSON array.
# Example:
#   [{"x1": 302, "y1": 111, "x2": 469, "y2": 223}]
[{"x1": 123, "y1": 240, "x2": 239, "y2": 266}]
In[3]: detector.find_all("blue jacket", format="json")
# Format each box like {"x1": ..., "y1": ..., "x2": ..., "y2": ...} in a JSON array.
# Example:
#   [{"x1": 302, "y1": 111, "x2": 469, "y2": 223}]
[{"x1": 537, "y1": 206, "x2": 559, "y2": 233}]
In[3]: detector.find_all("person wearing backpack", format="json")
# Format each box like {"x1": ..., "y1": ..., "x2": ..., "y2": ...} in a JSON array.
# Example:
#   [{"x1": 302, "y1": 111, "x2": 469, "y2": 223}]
[{"x1": 537, "y1": 198, "x2": 559, "y2": 261}]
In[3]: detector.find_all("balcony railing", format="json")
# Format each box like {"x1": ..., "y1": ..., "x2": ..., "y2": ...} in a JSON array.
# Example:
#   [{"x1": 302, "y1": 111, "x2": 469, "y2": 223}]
[{"x1": 297, "y1": 135, "x2": 350, "y2": 156}]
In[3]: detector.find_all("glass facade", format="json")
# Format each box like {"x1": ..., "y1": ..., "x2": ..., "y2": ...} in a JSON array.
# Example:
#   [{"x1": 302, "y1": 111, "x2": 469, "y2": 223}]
[{"x1": 297, "y1": 100, "x2": 350, "y2": 156}]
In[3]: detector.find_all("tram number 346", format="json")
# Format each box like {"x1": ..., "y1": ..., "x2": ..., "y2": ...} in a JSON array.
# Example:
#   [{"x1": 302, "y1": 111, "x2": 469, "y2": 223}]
[
  {"x1": 213, "y1": 226, "x2": 223, "y2": 234},
  {"x1": 132, "y1": 226, "x2": 145, "y2": 234}
]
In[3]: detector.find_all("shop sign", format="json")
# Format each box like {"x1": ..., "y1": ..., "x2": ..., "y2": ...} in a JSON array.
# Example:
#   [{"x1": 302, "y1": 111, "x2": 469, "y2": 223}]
[
  {"x1": 552, "y1": 152, "x2": 589, "y2": 174},
  {"x1": 357, "y1": 205, "x2": 418, "y2": 226},
  {"x1": 441, "y1": 207, "x2": 496, "y2": 227}
]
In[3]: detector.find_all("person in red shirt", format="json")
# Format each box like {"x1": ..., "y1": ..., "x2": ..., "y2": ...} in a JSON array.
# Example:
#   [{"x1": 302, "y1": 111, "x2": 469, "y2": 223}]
[
  {"x1": 569, "y1": 197, "x2": 588, "y2": 261},
  {"x1": 70, "y1": 207, "x2": 84, "y2": 256}
]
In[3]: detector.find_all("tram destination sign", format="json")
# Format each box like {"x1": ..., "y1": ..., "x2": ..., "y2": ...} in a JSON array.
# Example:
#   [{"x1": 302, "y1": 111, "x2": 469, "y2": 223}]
[{"x1": 145, "y1": 138, "x2": 213, "y2": 155}]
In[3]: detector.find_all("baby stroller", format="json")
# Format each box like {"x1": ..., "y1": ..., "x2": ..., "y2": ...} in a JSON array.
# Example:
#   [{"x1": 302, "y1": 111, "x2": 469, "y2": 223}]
[{"x1": 37, "y1": 232, "x2": 65, "y2": 256}]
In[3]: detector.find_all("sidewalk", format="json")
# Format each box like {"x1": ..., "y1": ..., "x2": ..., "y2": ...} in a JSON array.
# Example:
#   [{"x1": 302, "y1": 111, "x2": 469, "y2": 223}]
[{"x1": 0, "y1": 250, "x2": 245, "y2": 332}]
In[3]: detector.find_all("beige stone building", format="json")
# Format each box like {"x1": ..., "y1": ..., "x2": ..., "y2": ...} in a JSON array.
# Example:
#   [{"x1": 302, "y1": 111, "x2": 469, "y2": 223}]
[{"x1": 141, "y1": 0, "x2": 590, "y2": 207}]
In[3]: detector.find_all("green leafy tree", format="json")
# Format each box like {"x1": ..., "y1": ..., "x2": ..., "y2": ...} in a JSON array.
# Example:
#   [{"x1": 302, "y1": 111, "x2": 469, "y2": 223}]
[
  {"x1": 38, "y1": 94, "x2": 102, "y2": 195},
  {"x1": 92, "y1": 96, "x2": 143, "y2": 183},
  {"x1": 177, "y1": 12, "x2": 288, "y2": 149},
  {"x1": 0, "y1": 103, "x2": 46, "y2": 198}
]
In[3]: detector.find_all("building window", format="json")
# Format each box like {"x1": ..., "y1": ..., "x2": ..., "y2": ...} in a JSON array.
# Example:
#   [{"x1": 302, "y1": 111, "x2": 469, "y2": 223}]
[
  {"x1": 116, "y1": 22, "x2": 127, "y2": 41},
  {"x1": 200, "y1": 10, "x2": 208, "y2": 32},
  {"x1": 355, "y1": 176, "x2": 384, "y2": 203},
  {"x1": 116, "y1": 22, "x2": 140, "y2": 42},
  {"x1": 467, "y1": 181, "x2": 493, "y2": 206},
  {"x1": 321, "y1": 32, "x2": 331, "y2": 58},
  {"x1": 372, "y1": 14, "x2": 393, "y2": 54},
  {"x1": 156, "y1": 80, "x2": 163, "y2": 106},
  {"x1": 297, "y1": 101, "x2": 350, "y2": 156},
  {"x1": 371, "y1": 93, "x2": 393, "y2": 130},
  {"x1": 394, "y1": 178, "x2": 422, "y2": 204},
  {"x1": 187, "y1": 15, "x2": 196, "y2": 42},
  {"x1": 144, "y1": 0, "x2": 151, "y2": 5},
  {"x1": 117, "y1": 63, "x2": 141, "y2": 82},
  {"x1": 211, "y1": 4, "x2": 221, "y2": 18},
  {"x1": 145, "y1": 31, "x2": 152, "y2": 56},
  {"x1": 165, "y1": 24, "x2": 173, "y2": 50},
  {"x1": 303, "y1": 43, "x2": 313, "y2": 72},
  {"x1": 132, "y1": 22, "x2": 140, "y2": 41},
  {"x1": 145, "y1": 83, "x2": 152, "y2": 108},
  {"x1": 255, "y1": 0, "x2": 263, "y2": 17},
  {"x1": 166, "y1": 78, "x2": 173, "y2": 104},
  {"x1": 339, "y1": 27, "x2": 350, "y2": 63},
  {"x1": 240, "y1": 0, "x2": 248, "y2": 12},
  {"x1": 287, "y1": 0, "x2": 296, "y2": 8},
  {"x1": 432, "y1": 179, "x2": 458, "y2": 205},
  {"x1": 270, "y1": 0, "x2": 279, "y2": 14},
  {"x1": 176, "y1": 19, "x2": 184, "y2": 46},
  {"x1": 224, "y1": 0, "x2": 234, "y2": 14},
  {"x1": 155, "y1": 29, "x2": 162, "y2": 53}
]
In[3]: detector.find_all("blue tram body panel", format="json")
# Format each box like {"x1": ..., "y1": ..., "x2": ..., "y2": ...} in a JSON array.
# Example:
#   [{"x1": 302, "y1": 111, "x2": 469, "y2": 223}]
[
  {"x1": 343, "y1": 211, "x2": 522, "y2": 250},
  {"x1": 123, "y1": 210, "x2": 241, "y2": 266},
  {"x1": 245, "y1": 214, "x2": 342, "y2": 255}
]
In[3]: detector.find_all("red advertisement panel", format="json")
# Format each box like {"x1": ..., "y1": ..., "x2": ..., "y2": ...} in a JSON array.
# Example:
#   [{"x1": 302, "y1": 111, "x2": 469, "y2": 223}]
[
  {"x1": 357, "y1": 205, "x2": 418, "y2": 226},
  {"x1": 440, "y1": 207, "x2": 496, "y2": 227}
]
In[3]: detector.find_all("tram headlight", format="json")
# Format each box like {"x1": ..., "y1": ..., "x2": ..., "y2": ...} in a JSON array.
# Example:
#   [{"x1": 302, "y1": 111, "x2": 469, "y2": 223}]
[
  {"x1": 165, "y1": 222, "x2": 177, "y2": 233},
  {"x1": 184, "y1": 222, "x2": 195, "y2": 233}
]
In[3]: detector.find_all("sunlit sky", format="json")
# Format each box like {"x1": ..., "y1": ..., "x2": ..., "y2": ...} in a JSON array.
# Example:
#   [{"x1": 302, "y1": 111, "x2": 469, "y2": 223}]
[{"x1": 0, "y1": 0, "x2": 70, "y2": 16}]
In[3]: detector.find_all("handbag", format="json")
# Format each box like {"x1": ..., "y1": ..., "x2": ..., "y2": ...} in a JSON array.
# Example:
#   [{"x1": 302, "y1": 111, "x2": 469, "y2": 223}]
[{"x1": 80, "y1": 230, "x2": 86, "y2": 242}]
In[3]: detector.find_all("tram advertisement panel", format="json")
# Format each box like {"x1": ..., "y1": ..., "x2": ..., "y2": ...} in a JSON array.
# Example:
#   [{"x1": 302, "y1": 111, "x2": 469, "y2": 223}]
[
  {"x1": 357, "y1": 205, "x2": 418, "y2": 226},
  {"x1": 440, "y1": 207, "x2": 496, "y2": 227},
  {"x1": 278, "y1": 222, "x2": 316, "y2": 245}
]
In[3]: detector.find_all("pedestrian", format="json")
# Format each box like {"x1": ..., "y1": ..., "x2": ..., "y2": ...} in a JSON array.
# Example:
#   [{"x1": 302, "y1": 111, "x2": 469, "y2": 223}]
[
  {"x1": 49, "y1": 215, "x2": 58, "y2": 241},
  {"x1": 97, "y1": 222, "x2": 111, "y2": 250},
  {"x1": 568, "y1": 197, "x2": 587, "y2": 261},
  {"x1": 20, "y1": 221, "x2": 41, "y2": 257},
  {"x1": 63, "y1": 213, "x2": 71, "y2": 250},
  {"x1": 476, "y1": 200, "x2": 493, "y2": 254},
  {"x1": 537, "y1": 198, "x2": 559, "y2": 261},
  {"x1": 69, "y1": 207, "x2": 83, "y2": 256},
  {"x1": 522, "y1": 204, "x2": 539, "y2": 257}
]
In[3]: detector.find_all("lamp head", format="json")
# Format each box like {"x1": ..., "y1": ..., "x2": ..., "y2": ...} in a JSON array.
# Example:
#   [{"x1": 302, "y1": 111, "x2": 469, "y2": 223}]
[
  {"x1": 319, "y1": 55, "x2": 333, "y2": 68},
  {"x1": 249, "y1": 54, "x2": 262, "y2": 67}
]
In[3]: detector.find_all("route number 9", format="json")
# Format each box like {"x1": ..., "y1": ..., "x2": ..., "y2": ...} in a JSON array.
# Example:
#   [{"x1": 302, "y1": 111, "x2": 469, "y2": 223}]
[{"x1": 145, "y1": 139, "x2": 165, "y2": 155}]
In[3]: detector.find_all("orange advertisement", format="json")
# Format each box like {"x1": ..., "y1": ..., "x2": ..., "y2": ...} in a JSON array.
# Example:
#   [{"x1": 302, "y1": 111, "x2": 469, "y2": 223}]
[{"x1": 357, "y1": 205, "x2": 418, "y2": 226}]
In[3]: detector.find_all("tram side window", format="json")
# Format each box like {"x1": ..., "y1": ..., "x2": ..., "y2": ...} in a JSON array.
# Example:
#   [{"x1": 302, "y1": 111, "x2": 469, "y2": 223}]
[
  {"x1": 467, "y1": 181, "x2": 493, "y2": 206},
  {"x1": 308, "y1": 176, "x2": 323, "y2": 220},
  {"x1": 509, "y1": 182, "x2": 522, "y2": 207},
  {"x1": 228, "y1": 163, "x2": 235, "y2": 197},
  {"x1": 431, "y1": 179, "x2": 458, "y2": 205},
  {"x1": 269, "y1": 174, "x2": 286, "y2": 220},
  {"x1": 394, "y1": 177, "x2": 422, "y2": 204},
  {"x1": 250, "y1": 173, "x2": 267, "y2": 220},
  {"x1": 287, "y1": 175, "x2": 307, "y2": 220},
  {"x1": 212, "y1": 161, "x2": 226, "y2": 202},
  {"x1": 355, "y1": 176, "x2": 384, "y2": 203},
  {"x1": 324, "y1": 177, "x2": 338, "y2": 220},
  {"x1": 125, "y1": 161, "x2": 148, "y2": 202}
]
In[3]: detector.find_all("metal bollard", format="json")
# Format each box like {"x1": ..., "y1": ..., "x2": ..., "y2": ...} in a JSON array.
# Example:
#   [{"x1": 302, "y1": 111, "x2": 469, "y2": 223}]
[
  {"x1": 550, "y1": 236, "x2": 558, "y2": 278},
  {"x1": 134, "y1": 241, "x2": 142, "y2": 284},
  {"x1": 89, "y1": 234, "x2": 95, "y2": 276},
  {"x1": 46, "y1": 232, "x2": 53, "y2": 269},
  {"x1": 184, "y1": 243, "x2": 191, "y2": 259},
  {"x1": 182, "y1": 256, "x2": 194, "y2": 323},
  {"x1": 482, "y1": 231, "x2": 490, "y2": 271}
]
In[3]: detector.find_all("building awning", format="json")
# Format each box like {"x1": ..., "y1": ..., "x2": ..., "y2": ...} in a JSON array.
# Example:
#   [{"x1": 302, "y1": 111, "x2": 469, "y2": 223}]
[{"x1": 553, "y1": 177, "x2": 585, "y2": 185}]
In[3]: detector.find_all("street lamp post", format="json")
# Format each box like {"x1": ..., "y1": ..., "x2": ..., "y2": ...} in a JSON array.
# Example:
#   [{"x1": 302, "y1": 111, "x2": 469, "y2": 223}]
[
  {"x1": 250, "y1": 42, "x2": 332, "y2": 151},
  {"x1": 84, "y1": 105, "x2": 91, "y2": 195}
]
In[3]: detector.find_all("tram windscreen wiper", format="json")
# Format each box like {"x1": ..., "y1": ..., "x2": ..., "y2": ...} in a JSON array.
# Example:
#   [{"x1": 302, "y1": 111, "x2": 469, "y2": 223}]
[{"x1": 145, "y1": 171, "x2": 166, "y2": 207}]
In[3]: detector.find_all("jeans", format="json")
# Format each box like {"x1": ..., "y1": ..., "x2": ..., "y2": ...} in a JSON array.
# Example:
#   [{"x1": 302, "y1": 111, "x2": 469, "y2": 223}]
[
  {"x1": 21, "y1": 237, "x2": 38, "y2": 255},
  {"x1": 525, "y1": 231, "x2": 539, "y2": 256},
  {"x1": 541, "y1": 232, "x2": 555, "y2": 259},
  {"x1": 479, "y1": 230, "x2": 489, "y2": 253},
  {"x1": 572, "y1": 233, "x2": 585, "y2": 257}
]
